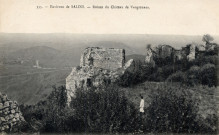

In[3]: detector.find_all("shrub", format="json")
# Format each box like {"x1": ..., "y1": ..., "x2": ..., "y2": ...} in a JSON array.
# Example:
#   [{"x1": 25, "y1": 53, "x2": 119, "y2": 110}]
[
  {"x1": 20, "y1": 86, "x2": 80, "y2": 133},
  {"x1": 118, "y1": 61, "x2": 154, "y2": 86},
  {"x1": 71, "y1": 85, "x2": 139, "y2": 133},
  {"x1": 186, "y1": 65, "x2": 201, "y2": 86},
  {"x1": 166, "y1": 71, "x2": 187, "y2": 83},
  {"x1": 200, "y1": 64, "x2": 217, "y2": 86},
  {"x1": 144, "y1": 84, "x2": 218, "y2": 134}
]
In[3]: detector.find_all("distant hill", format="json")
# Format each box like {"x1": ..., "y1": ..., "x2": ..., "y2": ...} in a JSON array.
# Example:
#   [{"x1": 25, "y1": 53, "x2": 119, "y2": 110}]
[
  {"x1": 5, "y1": 46, "x2": 79, "y2": 68},
  {"x1": 9, "y1": 46, "x2": 60, "y2": 59},
  {"x1": 4, "y1": 41, "x2": 142, "y2": 68},
  {"x1": 1, "y1": 33, "x2": 219, "y2": 55},
  {"x1": 126, "y1": 54, "x2": 145, "y2": 62},
  {"x1": 87, "y1": 41, "x2": 141, "y2": 55}
]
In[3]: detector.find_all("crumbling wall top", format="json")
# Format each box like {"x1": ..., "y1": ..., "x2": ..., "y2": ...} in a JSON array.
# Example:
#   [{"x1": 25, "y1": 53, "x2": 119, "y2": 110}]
[{"x1": 80, "y1": 47, "x2": 125, "y2": 70}]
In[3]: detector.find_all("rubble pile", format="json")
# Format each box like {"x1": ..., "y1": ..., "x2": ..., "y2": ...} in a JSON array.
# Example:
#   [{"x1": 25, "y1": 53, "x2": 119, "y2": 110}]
[{"x1": 0, "y1": 92, "x2": 25, "y2": 132}]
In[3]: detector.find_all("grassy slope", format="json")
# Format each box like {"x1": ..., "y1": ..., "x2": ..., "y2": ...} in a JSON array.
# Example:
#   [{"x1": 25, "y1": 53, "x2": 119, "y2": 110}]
[{"x1": 122, "y1": 82, "x2": 218, "y2": 119}]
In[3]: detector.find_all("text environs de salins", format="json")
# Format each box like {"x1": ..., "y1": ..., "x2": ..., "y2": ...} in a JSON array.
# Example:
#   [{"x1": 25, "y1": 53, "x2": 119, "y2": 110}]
[{"x1": 50, "y1": 5, "x2": 149, "y2": 9}]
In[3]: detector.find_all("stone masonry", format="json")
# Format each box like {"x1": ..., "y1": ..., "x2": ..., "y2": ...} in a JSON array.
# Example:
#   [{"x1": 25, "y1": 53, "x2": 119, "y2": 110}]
[
  {"x1": 80, "y1": 47, "x2": 125, "y2": 70},
  {"x1": 187, "y1": 44, "x2": 196, "y2": 61},
  {"x1": 0, "y1": 92, "x2": 25, "y2": 132},
  {"x1": 147, "y1": 44, "x2": 197, "y2": 63}
]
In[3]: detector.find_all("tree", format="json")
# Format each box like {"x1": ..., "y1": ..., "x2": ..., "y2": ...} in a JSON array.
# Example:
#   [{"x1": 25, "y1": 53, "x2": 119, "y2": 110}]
[
  {"x1": 202, "y1": 34, "x2": 214, "y2": 45},
  {"x1": 202, "y1": 34, "x2": 214, "y2": 50}
]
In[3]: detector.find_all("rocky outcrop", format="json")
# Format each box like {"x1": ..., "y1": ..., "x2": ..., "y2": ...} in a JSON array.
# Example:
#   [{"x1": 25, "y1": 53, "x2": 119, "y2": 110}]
[
  {"x1": 66, "y1": 47, "x2": 135, "y2": 106},
  {"x1": 0, "y1": 92, "x2": 25, "y2": 132}
]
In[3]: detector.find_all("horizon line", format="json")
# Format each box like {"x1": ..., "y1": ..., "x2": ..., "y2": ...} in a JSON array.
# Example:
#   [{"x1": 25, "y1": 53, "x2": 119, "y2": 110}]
[{"x1": 1, "y1": 32, "x2": 219, "y2": 37}]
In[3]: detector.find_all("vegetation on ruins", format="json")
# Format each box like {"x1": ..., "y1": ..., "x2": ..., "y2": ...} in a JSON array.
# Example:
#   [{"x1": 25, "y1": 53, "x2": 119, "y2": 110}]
[
  {"x1": 17, "y1": 34, "x2": 218, "y2": 134},
  {"x1": 120, "y1": 35, "x2": 218, "y2": 87}
]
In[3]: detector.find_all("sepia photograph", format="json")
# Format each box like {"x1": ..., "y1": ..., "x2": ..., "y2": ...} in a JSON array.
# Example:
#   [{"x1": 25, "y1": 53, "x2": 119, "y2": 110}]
[
  {"x1": 0, "y1": 0, "x2": 218, "y2": 134},
  {"x1": 0, "y1": 34, "x2": 218, "y2": 134}
]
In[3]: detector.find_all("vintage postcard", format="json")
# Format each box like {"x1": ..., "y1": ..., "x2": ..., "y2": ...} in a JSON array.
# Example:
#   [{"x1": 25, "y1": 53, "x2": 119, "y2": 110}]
[{"x1": 0, "y1": 0, "x2": 218, "y2": 134}]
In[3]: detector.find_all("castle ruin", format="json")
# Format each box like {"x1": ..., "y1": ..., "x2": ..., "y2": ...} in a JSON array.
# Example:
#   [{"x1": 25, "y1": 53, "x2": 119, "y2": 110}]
[
  {"x1": 80, "y1": 47, "x2": 125, "y2": 70},
  {"x1": 66, "y1": 47, "x2": 134, "y2": 106}
]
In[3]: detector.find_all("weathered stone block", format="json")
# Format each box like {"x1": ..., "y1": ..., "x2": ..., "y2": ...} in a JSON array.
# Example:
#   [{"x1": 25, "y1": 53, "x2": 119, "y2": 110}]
[
  {"x1": 0, "y1": 103, "x2": 3, "y2": 110},
  {"x1": 15, "y1": 113, "x2": 19, "y2": 118},
  {"x1": 12, "y1": 118, "x2": 16, "y2": 122},
  {"x1": 0, "y1": 117, "x2": 5, "y2": 122},
  {"x1": 5, "y1": 116, "x2": 9, "y2": 121},
  {"x1": 11, "y1": 110, "x2": 15, "y2": 114},
  {"x1": 3, "y1": 102, "x2": 9, "y2": 108},
  {"x1": 9, "y1": 114, "x2": 14, "y2": 120}
]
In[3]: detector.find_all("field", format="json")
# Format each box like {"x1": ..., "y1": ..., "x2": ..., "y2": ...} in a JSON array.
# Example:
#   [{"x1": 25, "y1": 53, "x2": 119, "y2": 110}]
[{"x1": 0, "y1": 64, "x2": 71, "y2": 104}]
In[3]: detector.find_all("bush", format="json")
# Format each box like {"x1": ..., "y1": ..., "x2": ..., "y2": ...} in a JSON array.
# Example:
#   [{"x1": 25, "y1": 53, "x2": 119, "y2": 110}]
[
  {"x1": 200, "y1": 64, "x2": 217, "y2": 86},
  {"x1": 166, "y1": 71, "x2": 187, "y2": 83},
  {"x1": 71, "y1": 85, "x2": 139, "y2": 133},
  {"x1": 20, "y1": 86, "x2": 80, "y2": 133},
  {"x1": 166, "y1": 64, "x2": 217, "y2": 87},
  {"x1": 144, "y1": 84, "x2": 218, "y2": 134},
  {"x1": 118, "y1": 61, "x2": 154, "y2": 86},
  {"x1": 186, "y1": 66, "x2": 201, "y2": 86}
]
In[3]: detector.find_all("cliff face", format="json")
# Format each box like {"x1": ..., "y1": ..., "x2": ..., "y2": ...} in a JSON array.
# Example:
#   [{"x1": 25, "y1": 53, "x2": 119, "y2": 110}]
[
  {"x1": 0, "y1": 93, "x2": 25, "y2": 132},
  {"x1": 66, "y1": 47, "x2": 135, "y2": 106}
]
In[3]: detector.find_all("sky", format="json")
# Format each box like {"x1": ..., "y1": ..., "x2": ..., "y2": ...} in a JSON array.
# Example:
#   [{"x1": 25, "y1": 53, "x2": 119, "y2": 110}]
[{"x1": 0, "y1": 0, "x2": 219, "y2": 35}]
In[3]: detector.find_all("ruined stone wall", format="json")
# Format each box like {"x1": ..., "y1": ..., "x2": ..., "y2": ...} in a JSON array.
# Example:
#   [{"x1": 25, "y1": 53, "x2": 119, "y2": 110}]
[
  {"x1": 187, "y1": 44, "x2": 196, "y2": 61},
  {"x1": 155, "y1": 45, "x2": 174, "y2": 58},
  {"x1": 0, "y1": 93, "x2": 25, "y2": 132},
  {"x1": 80, "y1": 47, "x2": 125, "y2": 70},
  {"x1": 174, "y1": 50, "x2": 182, "y2": 60},
  {"x1": 147, "y1": 44, "x2": 198, "y2": 63},
  {"x1": 66, "y1": 48, "x2": 135, "y2": 106},
  {"x1": 145, "y1": 48, "x2": 153, "y2": 63}
]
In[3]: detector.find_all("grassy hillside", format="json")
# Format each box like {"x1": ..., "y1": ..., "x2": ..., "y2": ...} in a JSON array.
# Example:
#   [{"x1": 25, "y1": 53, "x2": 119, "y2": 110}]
[
  {"x1": 122, "y1": 82, "x2": 218, "y2": 133},
  {"x1": 0, "y1": 65, "x2": 71, "y2": 105},
  {"x1": 122, "y1": 82, "x2": 217, "y2": 108},
  {"x1": 20, "y1": 82, "x2": 218, "y2": 133}
]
